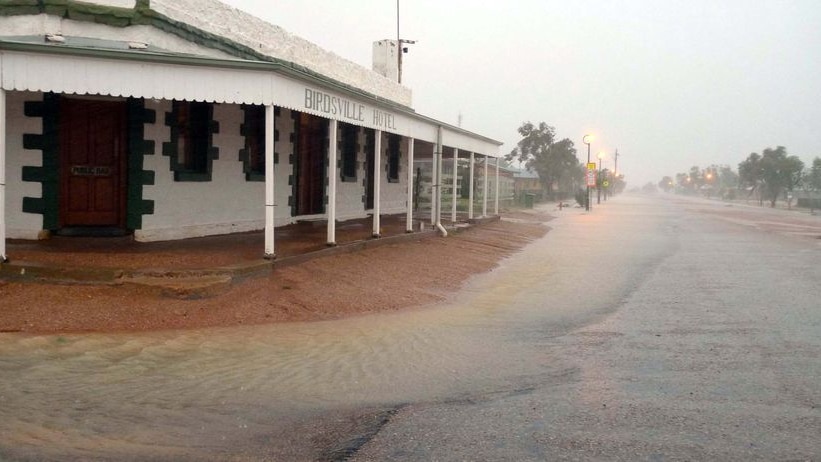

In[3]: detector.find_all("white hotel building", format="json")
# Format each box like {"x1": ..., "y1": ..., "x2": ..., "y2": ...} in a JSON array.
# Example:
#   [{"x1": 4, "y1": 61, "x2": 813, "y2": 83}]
[{"x1": 0, "y1": 0, "x2": 503, "y2": 260}]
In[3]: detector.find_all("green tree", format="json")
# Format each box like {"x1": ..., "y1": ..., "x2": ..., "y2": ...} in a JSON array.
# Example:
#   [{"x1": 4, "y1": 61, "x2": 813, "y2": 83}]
[
  {"x1": 658, "y1": 176, "x2": 674, "y2": 192},
  {"x1": 808, "y1": 157, "x2": 821, "y2": 191},
  {"x1": 718, "y1": 166, "x2": 739, "y2": 199},
  {"x1": 506, "y1": 122, "x2": 581, "y2": 200},
  {"x1": 689, "y1": 166, "x2": 703, "y2": 189},
  {"x1": 800, "y1": 157, "x2": 821, "y2": 212},
  {"x1": 674, "y1": 168, "x2": 700, "y2": 194},
  {"x1": 738, "y1": 152, "x2": 763, "y2": 202},
  {"x1": 719, "y1": 165, "x2": 739, "y2": 189},
  {"x1": 741, "y1": 146, "x2": 804, "y2": 207},
  {"x1": 675, "y1": 172, "x2": 692, "y2": 193},
  {"x1": 611, "y1": 173, "x2": 626, "y2": 194},
  {"x1": 702, "y1": 166, "x2": 719, "y2": 197}
]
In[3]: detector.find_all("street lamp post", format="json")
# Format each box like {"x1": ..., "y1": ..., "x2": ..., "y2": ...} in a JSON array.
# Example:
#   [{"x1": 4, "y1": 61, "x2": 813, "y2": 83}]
[
  {"x1": 614, "y1": 149, "x2": 619, "y2": 180},
  {"x1": 583, "y1": 134, "x2": 593, "y2": 211},
  {"x1": 597, "y1": 152, "x2": 604, "y2": 204},
  {"x1": 613, "y1": 148, "x2": 619, "y2": 198}
]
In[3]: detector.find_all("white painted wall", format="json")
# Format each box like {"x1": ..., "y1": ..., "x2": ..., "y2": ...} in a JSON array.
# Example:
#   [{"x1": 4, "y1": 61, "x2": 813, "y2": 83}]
[
  {"x1": 2, "y1": 92, "x2": 409, "y2": 242},
  {"x1": 137, "y1": 101, "x2": 266, "y2": 241},
  {"x1": 372, "y1": 40, "x2": 399, "y2": 82},
  {"x1": 4, "y1": 91, "x2": 44, "y2": 239},
  {"x1": 334, "y1": 127, "x2": 368, "y2": 221},
  {"x1": 379, "y1": 134, "x2": 409, "y2": 215},
  {"x1": 136, "y1": 103, "x2": 302, "y2": 241},
  {"x1": 273, "y1": 108, "x2": 295, "y2": 226}
]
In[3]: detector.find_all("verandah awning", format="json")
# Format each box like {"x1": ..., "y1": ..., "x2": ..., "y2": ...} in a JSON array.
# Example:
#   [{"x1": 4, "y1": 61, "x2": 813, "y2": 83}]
[{"x1": 0, "y1": 41, "x2": 502, "y2": 156}]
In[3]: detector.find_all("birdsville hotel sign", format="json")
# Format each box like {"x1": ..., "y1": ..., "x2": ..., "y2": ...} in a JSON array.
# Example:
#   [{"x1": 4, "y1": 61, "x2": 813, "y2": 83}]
[{"x1": 304, "y1": 87, "x2": 399, "y2": 132}]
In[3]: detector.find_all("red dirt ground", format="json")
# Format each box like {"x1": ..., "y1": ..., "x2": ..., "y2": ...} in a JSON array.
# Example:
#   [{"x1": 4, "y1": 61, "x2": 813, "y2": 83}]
[{"x1": 0, "y1": 211, "x2": 551, "y2": 334}]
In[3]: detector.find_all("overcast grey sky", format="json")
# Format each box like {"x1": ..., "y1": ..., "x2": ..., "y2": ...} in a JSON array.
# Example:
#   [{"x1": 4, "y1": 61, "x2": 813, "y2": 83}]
[{"x1": 221, "y1": 0, "x2": 820, "y2": 187}]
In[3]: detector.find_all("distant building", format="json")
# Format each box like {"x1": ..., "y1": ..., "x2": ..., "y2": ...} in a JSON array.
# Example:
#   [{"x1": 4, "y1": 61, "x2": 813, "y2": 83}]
[{"x1": 513, "y1": 169, "x2": 543, "y2": 201}]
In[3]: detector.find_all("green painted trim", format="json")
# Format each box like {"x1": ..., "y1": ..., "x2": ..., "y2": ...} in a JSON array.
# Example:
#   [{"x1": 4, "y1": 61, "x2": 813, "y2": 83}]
[
  {"x1": 23, "y1": 100, "x2": 44, "y2": 117},
  {"x1": 246, "y1": 172, "x2": 265, "y2": 182},
  {"x1": 173, "y1": 171, "x2": 211, "y2": 182},
  {"x1": 0, "y1": 4, "x2": 40, "y2": 16},
  {"x1": 290, "y1": 116, "x2": 299, "y2": 217},
  {"x1": 20, "y1": 92, "x2": 59, "y2": 230},
  {"x1": 22, "y1": 133, "x2": 42, "y2": 150},
  {"x1": 363, "y1": 128, "x2": 375, "y2": 208},
  {"x1": 125, "y1": 98, "x2": 155, "y2": 229},
  {"x1": 339, "y1": 123, "x2": 359, "y2": 183},
  {"x1": 162, "y1": 101, "x2": 218, "y2": 182},
  {"x1": 239, "y1": 104, "x2": 266, "y2": 182},
  {"x1": 387, "y1": 133, "x2": 401, "y2": 183}
]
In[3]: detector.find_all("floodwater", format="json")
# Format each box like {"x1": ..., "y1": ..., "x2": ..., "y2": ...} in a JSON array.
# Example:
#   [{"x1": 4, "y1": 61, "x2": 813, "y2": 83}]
[{"x1": 0, "y1": 196, "x2": 675, "y2": 460}]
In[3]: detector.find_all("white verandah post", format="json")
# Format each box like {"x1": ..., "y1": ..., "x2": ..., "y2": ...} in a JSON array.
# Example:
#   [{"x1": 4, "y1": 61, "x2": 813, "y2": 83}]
[
  {"x1": 0, "y1": 90, "x2": 6, "y2": 262},
  {"x1": 264, "y1": 105, "x2": 276, "y2": 258},
  {"x1": 406, "y1": 137, "x2": 415, "y2": 232},
  {"x1": 327, "y1": 119, "x2": 338, "y2": 245},
  {"x1": 451, "y1": 148, "x2": 458, "y2": 222},
  {"x1": 495, "y1": 157, "x2": 500, "y2": 215},
  {"x1": 430, "y1": 146, "x2": 436, "y2": 226},
  {"x1": 468, "y1": 152, "x2": 475, "y2": 220},
  {"x1": 373, "y1": 129, "x2": 382, "y2": 237},
  {"x1": 483, "y1": 155, "x2": 489, "y2": 217}
]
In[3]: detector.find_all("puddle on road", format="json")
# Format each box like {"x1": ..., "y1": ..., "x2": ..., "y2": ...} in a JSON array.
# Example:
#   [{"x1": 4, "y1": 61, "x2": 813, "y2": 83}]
[{"x1": 0, "y1": 275, "x2": 570, "y2": 460}]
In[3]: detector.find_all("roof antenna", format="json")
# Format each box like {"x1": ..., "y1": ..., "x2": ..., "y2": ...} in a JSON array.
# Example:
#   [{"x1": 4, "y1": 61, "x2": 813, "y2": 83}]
[{"x1": 396, "y1": 0, "x2": 416, "y2": 84}]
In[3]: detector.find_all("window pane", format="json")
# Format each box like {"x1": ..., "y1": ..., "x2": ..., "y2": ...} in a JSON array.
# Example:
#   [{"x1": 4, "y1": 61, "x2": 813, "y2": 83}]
[
  {"x1": 246, "y1": 105, "x2": 265, "y2": 175},
  {"x1": 341, "y1": 123, "x2": 358, "y2": 181}
]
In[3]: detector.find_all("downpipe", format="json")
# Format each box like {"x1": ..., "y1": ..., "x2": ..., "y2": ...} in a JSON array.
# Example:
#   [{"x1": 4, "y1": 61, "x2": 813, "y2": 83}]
[{"x1": 436, "y1": 221, "x2": 448, "y2": 237}]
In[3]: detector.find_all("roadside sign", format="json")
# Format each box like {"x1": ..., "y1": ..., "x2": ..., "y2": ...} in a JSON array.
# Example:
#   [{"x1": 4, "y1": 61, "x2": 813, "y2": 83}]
[
  {"x1": 587, "y1": 162, "x2": 597, "y2": 171},
  {"x1": 586, "y1": 170, "x2": 596, "y2": 187},
  {"x1": 603, "y1": 180, "x2": 610, "y2": 187}
]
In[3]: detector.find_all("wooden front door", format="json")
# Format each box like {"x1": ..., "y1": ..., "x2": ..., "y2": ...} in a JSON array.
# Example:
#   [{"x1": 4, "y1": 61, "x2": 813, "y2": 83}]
[
  {"x1": 59, "y1": 98, "x2": 128, "y2": 229},
  {"x1": 295, "y1": 112, "x2": 327, "y2": 216}
]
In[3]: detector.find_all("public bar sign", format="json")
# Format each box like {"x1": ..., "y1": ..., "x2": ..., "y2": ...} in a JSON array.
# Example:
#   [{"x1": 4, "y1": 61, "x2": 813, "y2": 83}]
[
  {"x1": 586, "y1": 162, "x2": 597, "y2": 187},
  {"x1": 71, "y1": 165, "x2": 111, "y2": 176}
]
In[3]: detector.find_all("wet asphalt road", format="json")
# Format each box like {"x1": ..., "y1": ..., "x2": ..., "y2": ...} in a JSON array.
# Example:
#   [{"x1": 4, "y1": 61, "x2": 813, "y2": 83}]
[
  {"x1": 350, "y1": 195, "x2": 821, "y2": 461},
  {"x1": 1, "y1": 194, "x2": 819, "y2": 462}
]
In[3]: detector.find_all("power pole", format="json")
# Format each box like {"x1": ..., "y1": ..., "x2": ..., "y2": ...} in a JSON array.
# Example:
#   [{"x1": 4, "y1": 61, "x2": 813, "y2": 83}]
[{"x1": 614, "y1": 149, "x2": 619, "y2": 176}]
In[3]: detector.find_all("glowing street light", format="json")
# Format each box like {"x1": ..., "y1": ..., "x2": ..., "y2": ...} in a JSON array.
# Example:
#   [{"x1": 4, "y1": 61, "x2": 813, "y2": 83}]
[
  {"x1": 583, "y1": 134, "x2": 593, "y2": 211},
  {"x1": 597, "y1": 152, "x2": 605, "y2": 204}
]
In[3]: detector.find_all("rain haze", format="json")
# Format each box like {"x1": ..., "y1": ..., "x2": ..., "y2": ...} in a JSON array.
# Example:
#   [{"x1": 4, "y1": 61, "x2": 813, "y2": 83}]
[{"x1": 221, "y1": 0, "x2": 821, "y2": 188}]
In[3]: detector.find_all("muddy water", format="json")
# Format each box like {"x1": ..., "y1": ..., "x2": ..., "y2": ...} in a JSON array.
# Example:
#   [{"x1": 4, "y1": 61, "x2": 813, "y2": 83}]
[{"x1": 0, "y1": 197, "x2": 673, "y2": 460}]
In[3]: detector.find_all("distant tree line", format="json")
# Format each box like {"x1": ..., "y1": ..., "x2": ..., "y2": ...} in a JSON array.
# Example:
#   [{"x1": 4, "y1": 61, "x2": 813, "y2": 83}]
[{"x1": 660, "y1": 146, "x2": 821, "y2": 209}]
